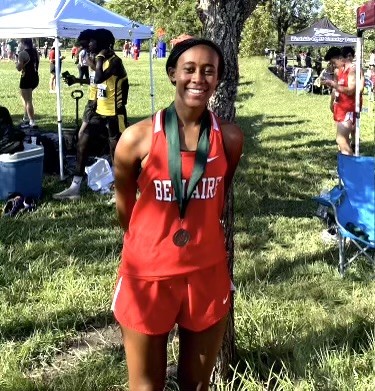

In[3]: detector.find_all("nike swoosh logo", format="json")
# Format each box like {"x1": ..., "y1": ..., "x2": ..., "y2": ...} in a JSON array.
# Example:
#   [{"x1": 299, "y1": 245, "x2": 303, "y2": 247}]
[
  {"x1": 223, "y1": 293, "x2": 229, "y2": 305},
  {"x1": 207, "y1": 156, "x2": 219, "y2": 163}
]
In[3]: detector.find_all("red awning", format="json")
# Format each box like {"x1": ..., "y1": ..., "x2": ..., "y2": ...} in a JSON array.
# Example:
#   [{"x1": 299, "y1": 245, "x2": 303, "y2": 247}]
[{"x1": 357, "y1": 0, "x2": 375, "y2": 30}]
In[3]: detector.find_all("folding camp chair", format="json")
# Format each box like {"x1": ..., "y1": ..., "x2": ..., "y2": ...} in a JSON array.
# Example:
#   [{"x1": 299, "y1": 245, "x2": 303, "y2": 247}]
[
  {"x1": 288, "y1": 68, "x2": 313, "y2": 93},
  {"x1": 314, "y1": 154, "x2": 375, "y2": 276}
]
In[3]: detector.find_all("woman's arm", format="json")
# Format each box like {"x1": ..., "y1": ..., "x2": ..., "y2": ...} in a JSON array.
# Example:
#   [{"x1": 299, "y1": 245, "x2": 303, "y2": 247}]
[
  {"x1": 94, "y1": 51, "x2": 122, "y2": 84},
  {"x1": 15, "y1": 50, "x2": 29, "y2": 72},
  {"x1": 114, "y1": 118, "x2": 153, "y2": 230}
]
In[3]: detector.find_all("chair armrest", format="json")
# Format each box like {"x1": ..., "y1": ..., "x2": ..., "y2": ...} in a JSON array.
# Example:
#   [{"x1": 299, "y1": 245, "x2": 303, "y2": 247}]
[{"x1": 313, "y1": 185, "x2": 344, "y2": 207}]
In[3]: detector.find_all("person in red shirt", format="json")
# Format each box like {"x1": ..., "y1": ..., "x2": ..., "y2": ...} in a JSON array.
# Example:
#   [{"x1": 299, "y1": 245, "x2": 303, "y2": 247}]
[
  {"x1": 48, "y1": 45, "x2": 65, "y2": 93},
  {"x1": 322, "y1": 46, "x2": 364, "y2": 154},
  {"x1": 133, "y1": 43, "x2": 139, "y2": 60},
  {"x1": 71, "y1": 45, "x2": 78, "y2": 60},
  {"x1": 112, "y1": 38, "x2": 243, "y2": 390}
]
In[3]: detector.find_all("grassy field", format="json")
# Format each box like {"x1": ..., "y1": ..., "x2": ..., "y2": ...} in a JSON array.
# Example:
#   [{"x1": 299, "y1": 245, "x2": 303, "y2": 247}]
[{"x1": 0, "y1": 52, "x2": 375, "y2": 390}]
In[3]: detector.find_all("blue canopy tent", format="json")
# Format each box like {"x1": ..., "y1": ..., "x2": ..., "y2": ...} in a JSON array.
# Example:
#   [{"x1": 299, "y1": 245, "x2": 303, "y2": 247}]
[{"x1": 0, "y1": 0, "x2": 37, "y2": 16}]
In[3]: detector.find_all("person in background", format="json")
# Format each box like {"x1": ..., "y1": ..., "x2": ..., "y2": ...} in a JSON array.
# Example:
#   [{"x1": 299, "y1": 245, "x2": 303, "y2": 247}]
[
  {"x1": 125, "y1": 41, "x2": 131, "y2": 58},
  {"x1": 305, "y1": 51, "x2": 312, "y2": 68},
  {"x1": 369, "y1": 49, "x2": 375, "y2": 67},
  {"x1": 269, "y1": 50, "x2": 273, "y2": 64},
  {"x1": 71, "y1": 45, "x2": 78, "y2": 60},
  {"x1": 322, "y1": 46, "x2": 364, "y2": 155},
  {"x1": 54, "y1": 29, "x2": 98, "y2": 200},
  {"x1": 43, "y1": 41, "x2": 48, "y2": 59},
  {"x1": 49, "y1": 44, "x2": 65, "y2": 93},
  {"x1": 1, "y1": 41, "x2": 7, "y2": 59},
  {"x1": 77, "y1": 45, "x2": 89, "y2": 80},
  {"x1": 54, "y1": 29, "x2": 129, "y2": 200},
  {"x1": 366, "y1": 64, "x2": 375, "y2": 100},
  {"x1": 152, "y1": 43, "x2": 158, "y2": 59},
  {"x1": 6, "y1": 39, "x2": 17, "y2": 61},
  {"x1": 16, "y1": 38, "x2": 39, "y2": 128},
  {"x1": 315, "y1": 49, "x2": 323, "y2": 75},
  {"x1": 122, "y1": 41, "x2": 129, "y2": 57},
  {"x1": 112, "y1": 37, "x2": 243, "y2": 390},
  {"x1": 296, "y1": 51, "x2": 302, "y2": 67},
  {"x1": 133, "y1": 43, "x2": 139, "y2": 60}
]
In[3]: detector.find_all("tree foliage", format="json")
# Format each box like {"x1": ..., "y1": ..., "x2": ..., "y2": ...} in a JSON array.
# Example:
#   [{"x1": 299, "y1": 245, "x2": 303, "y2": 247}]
[
  {"x1": 322, "y1": 0, "x2": 359, "y2": 34},
  {"x1": 268, "y1": 0, "x2": 321, "y2": 49},
  {"x1": 106, "y1": 0, "x2": 201, "y2": 41},
  {"x1": 90, "y1": 0, "x2": 105, "y2": 5},
  {"x1": 240, "y1": 3, "x2": 276, "y2": 56},
  {"x1": 321, "y1": 0, "x2": 375, "y2": 54}
]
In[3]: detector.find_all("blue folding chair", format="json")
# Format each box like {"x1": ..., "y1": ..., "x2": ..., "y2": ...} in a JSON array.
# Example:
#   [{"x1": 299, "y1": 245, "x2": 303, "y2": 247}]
[
  {"x1": 288, "y1": 68, "x2": 313, "y2": 93},
  {"x1": 314, "y1": 154, "x2": 375, "y2": 275}
]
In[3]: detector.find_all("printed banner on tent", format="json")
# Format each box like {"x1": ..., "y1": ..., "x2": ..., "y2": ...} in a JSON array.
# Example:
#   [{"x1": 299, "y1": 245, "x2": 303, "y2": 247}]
[
  {"x1": 289, "y1": 28, "x2": 357, "y2": 44},
  {"x1": 357, "y1": 0, "x2": 375, "y2": 30},
  {"x1": 286, "y1": 17, "x2": 356, "y2": 47}
]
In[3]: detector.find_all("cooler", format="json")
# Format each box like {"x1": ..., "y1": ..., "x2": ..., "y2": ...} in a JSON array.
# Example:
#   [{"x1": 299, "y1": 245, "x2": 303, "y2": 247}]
[{"x1": 0, "y1": 143, "x2": 44, "y2": 200}]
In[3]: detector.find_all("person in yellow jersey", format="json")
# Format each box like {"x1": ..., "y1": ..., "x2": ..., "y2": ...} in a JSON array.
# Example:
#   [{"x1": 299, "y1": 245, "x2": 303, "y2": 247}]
[
  {"x1": 94, "y1": 29, "x2": 129, "y2": 139},
  {"x1": 54, "y1": 29, "x2": 128, "y2": 200}
]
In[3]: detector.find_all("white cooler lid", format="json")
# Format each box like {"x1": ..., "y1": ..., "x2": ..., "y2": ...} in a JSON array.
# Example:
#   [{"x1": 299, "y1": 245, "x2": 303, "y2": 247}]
[{"x1": 0, "y1": 143, "x2": 44, "y2": 163}]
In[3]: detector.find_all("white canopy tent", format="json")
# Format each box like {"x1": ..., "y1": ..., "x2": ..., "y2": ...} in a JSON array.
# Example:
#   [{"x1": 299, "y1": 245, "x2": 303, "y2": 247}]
[{"x1": 0, "y1": 0, "x2": 154, "y2": 179}]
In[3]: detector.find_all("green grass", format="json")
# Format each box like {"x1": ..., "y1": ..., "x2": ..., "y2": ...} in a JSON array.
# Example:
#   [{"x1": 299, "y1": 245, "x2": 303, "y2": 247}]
[{"x1": 0, "y1": 53, "x2": 375, "y2": 390}]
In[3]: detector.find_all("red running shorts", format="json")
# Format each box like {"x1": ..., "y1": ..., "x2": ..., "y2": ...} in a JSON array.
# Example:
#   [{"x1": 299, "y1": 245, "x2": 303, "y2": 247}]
[
  {"x1": 334, "y1": 104, "x2": 354, "y2": 124},
  {"x1": 111, "y1": 262, "x2": 231, "y2": 335}
]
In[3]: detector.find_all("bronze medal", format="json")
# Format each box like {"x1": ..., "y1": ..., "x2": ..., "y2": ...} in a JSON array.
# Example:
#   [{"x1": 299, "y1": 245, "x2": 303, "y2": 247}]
[{"x1": 173, "y1": 228, "x2": 191, "y2": 247}]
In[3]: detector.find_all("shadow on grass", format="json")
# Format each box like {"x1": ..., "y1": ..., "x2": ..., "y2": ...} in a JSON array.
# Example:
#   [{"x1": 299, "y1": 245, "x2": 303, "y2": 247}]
[
  {"x1": 238, "y1": 79, "x2": 254, "y2": 87},
  {"x1": 232, "y1": 314, "x2": 375, "y2": 389},
  {"x1": 236, "y1": 90, "x2": 254, "y2": 102},
  {"x1": 233, "y1": 113, "x2": 351, "y2": 221},
  {"x1": 0, "y1": 309, "x2": 115, "y2": 343}
]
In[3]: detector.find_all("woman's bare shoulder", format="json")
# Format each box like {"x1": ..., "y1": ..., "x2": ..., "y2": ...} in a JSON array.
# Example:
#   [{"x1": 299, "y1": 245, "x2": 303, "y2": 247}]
[
  {"x1": 217, "y1": 117, "x2": 243, "y2": 144},
  {"x1": 116, "y1": 117, "x2": 154, "y2": 162},
  {"x1": 215, "y1": 117, "x2": 244, "y2": 167}
]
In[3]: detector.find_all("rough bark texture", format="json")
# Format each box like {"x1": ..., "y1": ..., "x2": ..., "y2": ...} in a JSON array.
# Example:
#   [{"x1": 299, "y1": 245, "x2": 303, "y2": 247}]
[{"x1": 197, "y1": 0, "x2": 260, "y2": 383}]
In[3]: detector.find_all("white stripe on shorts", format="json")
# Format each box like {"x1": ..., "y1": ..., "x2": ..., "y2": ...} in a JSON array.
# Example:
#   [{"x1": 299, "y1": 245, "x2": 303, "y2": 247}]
[
  {"x1": 110, "y1": 276, "x2": 123, "y2": 312},
  {"x1": 343, "y1": 112, "x2": 354, "y2": 123}
]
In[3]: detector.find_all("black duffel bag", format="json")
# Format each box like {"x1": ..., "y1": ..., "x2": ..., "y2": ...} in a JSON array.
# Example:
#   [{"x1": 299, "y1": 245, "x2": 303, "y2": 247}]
[{"x1": 0, "y1": 106, "x2": 25, "y2": 154}]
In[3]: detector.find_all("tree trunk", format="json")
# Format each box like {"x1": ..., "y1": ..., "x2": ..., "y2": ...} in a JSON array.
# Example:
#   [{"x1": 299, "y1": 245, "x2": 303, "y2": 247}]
[{"x1": 197, "y1": 0, "x2": 260, "y2": 383}]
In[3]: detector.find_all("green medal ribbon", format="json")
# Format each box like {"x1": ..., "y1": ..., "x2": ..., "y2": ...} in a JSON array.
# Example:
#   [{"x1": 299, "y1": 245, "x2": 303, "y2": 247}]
[{"x1": 165, "y1": 103, "x2": 211, "y2": 219}]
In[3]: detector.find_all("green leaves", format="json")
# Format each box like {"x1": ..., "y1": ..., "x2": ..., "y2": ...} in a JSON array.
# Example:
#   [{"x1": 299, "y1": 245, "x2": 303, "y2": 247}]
[
  {"x1": 106, "y1": 0, "x2": 201, "y2": 41},
  {"x1": 322, "y1": 0, "x2": 360, "y2": 34}
]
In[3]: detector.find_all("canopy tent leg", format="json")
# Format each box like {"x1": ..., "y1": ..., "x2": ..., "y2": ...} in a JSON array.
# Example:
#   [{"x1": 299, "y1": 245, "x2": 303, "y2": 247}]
[
  {"x1": 355, "y1": 31, "x2": 363, "y2": 157},
  {"x1": 53, "y1": 37, "x2": 65, "y2": 180},
  {"x1": 149, "y1": 38, "x2": 155, "y2": 114}
]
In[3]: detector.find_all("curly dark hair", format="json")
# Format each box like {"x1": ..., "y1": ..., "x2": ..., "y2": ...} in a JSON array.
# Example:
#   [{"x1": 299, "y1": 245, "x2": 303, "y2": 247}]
[
  {"x1": 341, "y1": 46, "x2": 355, "y2": 59},
  {"x1": 76, "y1": 29, "x2": 96, "y2": 48},
  {"x1": 95, "y1": 29, "x2": 115, "y2": 52}
]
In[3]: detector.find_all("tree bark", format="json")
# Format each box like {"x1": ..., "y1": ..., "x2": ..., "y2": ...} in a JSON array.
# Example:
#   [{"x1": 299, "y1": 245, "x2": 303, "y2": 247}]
[{"x1": 197, "y1": 0, "x2": 260, "y2": 383}]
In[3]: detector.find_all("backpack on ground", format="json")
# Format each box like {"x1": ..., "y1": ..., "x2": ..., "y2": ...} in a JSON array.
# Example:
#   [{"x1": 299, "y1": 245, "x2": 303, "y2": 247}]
[
  {"x1": 39, "y1": 132, "x2": 66, "y2": 174},
  {"x1": 0, "y1": 106, "x2": 25, "y2": 154}
]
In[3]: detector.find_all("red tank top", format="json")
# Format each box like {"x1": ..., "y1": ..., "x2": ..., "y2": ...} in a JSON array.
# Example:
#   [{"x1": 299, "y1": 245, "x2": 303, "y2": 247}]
[
  {"x1": 337, "y1": 65, "x2": 355, "y2": 112},
  {"x1": 119, "y1": 109, "x2": 228, "y2": 279}
]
